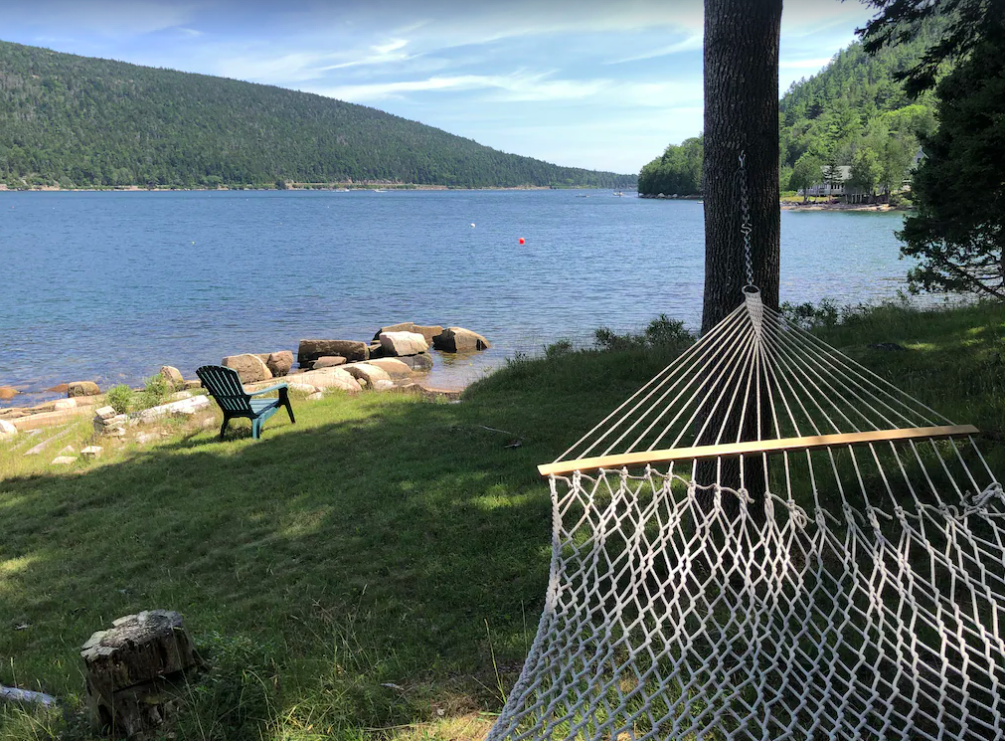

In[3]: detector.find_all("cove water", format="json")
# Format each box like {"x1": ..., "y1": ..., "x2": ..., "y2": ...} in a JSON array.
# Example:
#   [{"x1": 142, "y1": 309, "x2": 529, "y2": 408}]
[{"x1": 1, "y1": 189, "x2": 912, "y2": 404}]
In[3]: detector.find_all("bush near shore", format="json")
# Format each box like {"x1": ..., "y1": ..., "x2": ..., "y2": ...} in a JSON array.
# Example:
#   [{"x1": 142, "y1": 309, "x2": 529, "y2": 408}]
[{"x1": 3, "y1": 300, "x2": 1005, "y2": 740}]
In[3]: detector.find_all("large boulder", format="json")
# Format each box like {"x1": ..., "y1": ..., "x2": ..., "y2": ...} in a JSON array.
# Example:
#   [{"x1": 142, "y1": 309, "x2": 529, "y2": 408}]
[
  {"x1": 159, "y1": 366, "x2": 184, "y2": 388},
  {"x1": 266, "y1": 351, "x2": 294, "y2": 377},
  {"x1": 366, "y1": 358, "x2": 413, "y2": 379},
  {"x1": 414, "y1": 325, "x2": 444, "y2": 344},
  {"x1": 0, "y1": 419, "x2": 17, "y2": 439},
  {"x1": 379, "y1": 331, "x2": 428, "y2": 357},
  {"x1": 312, "y1": 356, "x2": 346, "y2": 369},
  {"x1": 371, "y1": 322, "x2": 415, "y2": 341},
  {"x1": 397, "y1": 354, "x2": 433, "y2": 372},
  {"x1": 0, "y1": 386, "x2": 19, "y2": 401},
  {"x1": 432, "y1": 327, "x2": 491, "y2": 352},
  {"x1": 68, "y1": 381, "x2": 101, "y2": 397},
  {"x1": 298, "y1": 339, "x2": 369, "y2": 366},
  {"x1": 133, "y1": 395, "x2": 211, "y2": 423},
  {"x1": 308, "y1": 367, "x2": 362, "y2": 393},
  {"x1": 222, "y1": 354, "x2": 272, "y2": 383},
  {"x1": 342, "y1": 363, "x2": 391, "y2": 386}
]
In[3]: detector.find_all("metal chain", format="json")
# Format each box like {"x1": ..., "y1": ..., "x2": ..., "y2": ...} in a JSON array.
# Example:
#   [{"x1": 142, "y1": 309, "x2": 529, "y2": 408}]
[{"x1": 738, "y1": 151, "x2": 754, "y2": 289}]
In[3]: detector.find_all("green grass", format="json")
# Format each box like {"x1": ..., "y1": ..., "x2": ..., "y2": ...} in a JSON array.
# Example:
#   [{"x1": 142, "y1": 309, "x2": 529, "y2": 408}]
[{"x1": 4, "y1": 299, "x2": 1005, "y2": 740}]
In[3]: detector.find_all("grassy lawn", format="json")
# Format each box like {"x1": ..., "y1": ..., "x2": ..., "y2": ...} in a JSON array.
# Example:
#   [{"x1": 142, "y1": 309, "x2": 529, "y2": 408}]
[{"x1": 4, "y1": 299, "x2": 1005, "y2": 740}]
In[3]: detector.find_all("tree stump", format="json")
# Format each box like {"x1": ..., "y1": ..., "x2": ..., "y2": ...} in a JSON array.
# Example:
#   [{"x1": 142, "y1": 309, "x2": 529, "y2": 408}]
[{"x1": 80, "y1": 610, "x2": 198, "y2": 737}]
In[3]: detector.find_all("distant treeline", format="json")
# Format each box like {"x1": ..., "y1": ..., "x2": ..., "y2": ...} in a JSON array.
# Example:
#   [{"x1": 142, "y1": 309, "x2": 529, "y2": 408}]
[
  {"x1": 0, "y1": 41, "x2": 636, "y2": 190},
  {"x1": 638, "y1": 21, "x2": 945, "y2": 197}
]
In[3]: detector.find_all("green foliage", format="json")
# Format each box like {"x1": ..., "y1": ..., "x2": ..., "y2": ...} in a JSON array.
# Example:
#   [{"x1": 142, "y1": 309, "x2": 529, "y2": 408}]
[
  {"x1": 136, "y1": 374, "x2": 170, "y2": 410},
  {"x1": 594, "y1": 314, "x2": 695, "y2": 352},
  {"x1": 6, "y1": 301, "x2": 1005, "y2": 738},
  {"x1": 859, "y1": 0, "x2": 993, "y2": 96},
  {"x1": 849, "y1": 147, "x2": 881, "y2": 196},
  {"x1": 0, "y1": 41, "x2": 635, "y2": 190},
  {"x1": 777, "y1": 23, "x2": 946, "y2": 194},
  {"x1": 899, "y1": 20, "x2": 1005, "y2": 298},
  {"x1": 780, "y1": 299, "x2": 842, "y2": 330},
  {"x1": 105, "y1": 384, "x2": 133, "y2": 415},
  {"x1": 637, "y1": 136, "x2": 703, "y2": 197},
  {"x1": 788, "y1": 152, "x2": 822, "y2": 196},
  {"x1": 544, "y1": 339, "x2": 574, "y2": 359},
  {"x1": 639, "y1": 25, "x2": 945, "y2": 198}
]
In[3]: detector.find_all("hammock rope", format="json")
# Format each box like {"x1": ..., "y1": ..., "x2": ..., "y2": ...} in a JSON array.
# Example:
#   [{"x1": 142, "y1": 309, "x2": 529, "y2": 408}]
[{"x1": 487, "y1": 157, "x2": 1004, "y2": 739}]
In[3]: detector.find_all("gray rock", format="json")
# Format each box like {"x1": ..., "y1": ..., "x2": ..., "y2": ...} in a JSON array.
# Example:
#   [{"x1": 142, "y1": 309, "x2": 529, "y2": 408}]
[
  {"x1": 298, "y1": 339, "x2": 369, "y2": 366},
  {"x1": 222, "y1": 354, "x2": 272, "y2": 383},
  {"x1": 312, "y1": 356, "x2": 346, "y2": 369},
  {"x1": 366, "y1": 358, "x2": 413, "y2": 378},
  {"x1": 51, "y1": 455, "x2": 76, "y2": 465},
  {"x1": 308, "y1": 367, "x2": 362, "y2": 393},
  {"x1": 371, "y1": 322, "x2": 415, "y2": 341},
  {"x1": 266, "y1": 351, "x2": 294, "y2": 377},
  {"x1": 81, "y1": 445, "x2": 103, "y2": 460},
  {"x1": 68, "y1": 381, "x2": 101, "y2": 397},
  {"x1": 414, "y1": 325, "x2": 444, "y2": 344},
  {"x1": 379, "y1": 331, "x2": 429, "y2": 356},
  {"x1": 160, "y1": 366, "x2": 184, "y2": 388},
  {"x1": 869, "y1": 342, "x2": 906, "y2": 352},
  {"x1": 0, "y1": 419, "x2": 18, "y2": 439},
  {"x1": 342, "y1": 363, "x2": 391, "y2": 386},
  {"x1": 397, "y1": 354, "x2": 434, "y2": 372},
  {"x1": 432, "y1": 327, "x2": 491, "y2": 352}
]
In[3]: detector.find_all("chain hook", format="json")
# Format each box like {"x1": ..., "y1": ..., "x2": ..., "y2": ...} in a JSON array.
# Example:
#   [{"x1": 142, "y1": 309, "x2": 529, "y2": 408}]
[{"x1": 738, "y1": 150, "x2": 755, "y2": 291}]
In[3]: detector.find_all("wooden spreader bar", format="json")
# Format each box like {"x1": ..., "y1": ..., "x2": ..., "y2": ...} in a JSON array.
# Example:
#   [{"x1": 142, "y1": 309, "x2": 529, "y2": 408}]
[{"x1": 538, "y1": 424, "x2": 980, "y2": 477}]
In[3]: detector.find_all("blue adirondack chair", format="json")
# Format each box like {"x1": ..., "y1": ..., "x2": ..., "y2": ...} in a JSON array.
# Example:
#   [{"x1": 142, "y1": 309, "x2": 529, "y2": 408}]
[{"x1": 196, "y1": 365, "x2": 295, "y2": 440}]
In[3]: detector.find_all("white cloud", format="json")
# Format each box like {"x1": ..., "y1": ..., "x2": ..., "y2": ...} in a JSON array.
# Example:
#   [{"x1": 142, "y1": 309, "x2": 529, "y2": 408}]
[
  {"x1": 372, "y1": 39, "x2": 408, "y2": 55},
  {"x1": 606, "y1": 34, "x2": 703, "y2": 64},
  {"x1": 178, "y1": 28, "x2": 203, "y2": 37},
  {"x1": 310, "y1": 72, "x2": 608, "y2": 103}
]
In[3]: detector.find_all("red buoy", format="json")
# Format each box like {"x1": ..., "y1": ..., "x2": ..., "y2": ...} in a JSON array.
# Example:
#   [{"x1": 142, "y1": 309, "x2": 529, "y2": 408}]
[{"x1": 519, "y1": 237, "x2": 525, "y2": 244}]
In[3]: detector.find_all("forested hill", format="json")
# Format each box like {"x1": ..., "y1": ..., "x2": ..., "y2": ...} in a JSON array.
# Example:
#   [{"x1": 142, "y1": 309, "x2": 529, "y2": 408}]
[
  {"x1": 638, "y1": 22, "x2": 943, "y2": 197},
  {"x1": 0, "y1": 41, "x2": 635, "y2": 189}
]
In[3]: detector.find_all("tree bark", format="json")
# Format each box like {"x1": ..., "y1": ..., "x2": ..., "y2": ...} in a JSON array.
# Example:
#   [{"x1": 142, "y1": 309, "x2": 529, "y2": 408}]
[
  {"x1": 696, "y1": 0, "x2": 782, "y2": 523},
  {"x1": 702, "y1": 0, "x2": 782, "y2": 331}
]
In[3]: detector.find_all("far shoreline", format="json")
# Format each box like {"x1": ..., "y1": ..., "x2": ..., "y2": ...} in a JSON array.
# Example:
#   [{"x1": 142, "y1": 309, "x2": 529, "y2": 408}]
[{"x1": 0, "y1": 183, "x2": 635, "y2": 194}]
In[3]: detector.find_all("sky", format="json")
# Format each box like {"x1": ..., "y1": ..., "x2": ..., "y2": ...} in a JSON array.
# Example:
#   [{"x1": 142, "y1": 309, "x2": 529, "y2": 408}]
[{"x1": 0, "y1": 0, "x2": 878, "y2": 174}]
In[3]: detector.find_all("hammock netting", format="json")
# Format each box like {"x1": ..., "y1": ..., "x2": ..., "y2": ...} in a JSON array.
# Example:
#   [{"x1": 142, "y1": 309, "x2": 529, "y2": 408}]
[{"x1": 487, "y1": 289, "x2": 1005, "y2": 741}]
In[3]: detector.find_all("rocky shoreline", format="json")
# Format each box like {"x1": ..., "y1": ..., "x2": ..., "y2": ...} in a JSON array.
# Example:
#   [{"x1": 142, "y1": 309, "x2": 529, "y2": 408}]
[{"x1": 0, "y1": 322, "x2": 491, "y2": 443}]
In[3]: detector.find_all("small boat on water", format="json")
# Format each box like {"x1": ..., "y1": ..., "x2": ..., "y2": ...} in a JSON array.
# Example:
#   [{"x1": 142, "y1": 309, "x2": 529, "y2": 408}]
[{"x1": 613, "y1": 191, "x2": 624, "y2": 197}]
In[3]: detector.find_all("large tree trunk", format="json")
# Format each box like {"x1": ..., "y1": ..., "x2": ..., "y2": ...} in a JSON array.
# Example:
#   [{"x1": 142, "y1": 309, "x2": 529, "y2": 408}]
[
  {"x1": 696, "y1": 0, "x2": 782, "y2": 524},
  {"x1": 702, "y1": 0, "x2": 782, "y2": 330}
]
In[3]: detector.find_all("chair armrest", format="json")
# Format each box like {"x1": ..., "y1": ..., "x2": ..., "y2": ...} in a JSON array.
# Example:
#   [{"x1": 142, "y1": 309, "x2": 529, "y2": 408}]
[{"x1": 248, "y1": 384, "x2": 288, "y2": 396}]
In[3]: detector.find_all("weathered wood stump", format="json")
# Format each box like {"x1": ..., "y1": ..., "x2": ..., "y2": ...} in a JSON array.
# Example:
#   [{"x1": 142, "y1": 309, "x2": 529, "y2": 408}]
[{"x1": 81, "y1": 610, "x2": 198, "y2": 737}]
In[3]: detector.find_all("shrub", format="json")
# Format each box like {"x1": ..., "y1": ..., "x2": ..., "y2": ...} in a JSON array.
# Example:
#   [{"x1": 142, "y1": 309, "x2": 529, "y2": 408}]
[
  {"x1": 106, "y1": 384, "x2": 134, "y2": 415},
  {"x1": 780, "y1": 299, "x2": 840, "y2": 330},
  {"x1": 544, "y1": 339, "x2": 574, "y2": 359},
  {"x1": 136, "y1": 374, "x2": 170, "y2": 411},
  {"x1": 595, "y1": 314, "x2": 694, "y2": 352}
]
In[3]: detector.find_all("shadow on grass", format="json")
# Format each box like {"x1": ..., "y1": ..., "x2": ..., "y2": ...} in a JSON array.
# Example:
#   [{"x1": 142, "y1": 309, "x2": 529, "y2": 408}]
[{"x1": 2, "y1": 346, "x2": 685, "y2": 740}]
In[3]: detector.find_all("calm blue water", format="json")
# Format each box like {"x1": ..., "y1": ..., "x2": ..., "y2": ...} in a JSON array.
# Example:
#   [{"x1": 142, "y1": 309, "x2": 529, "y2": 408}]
[{"x1": 1, "y1": 190, "x2": 910, "y2": 403}]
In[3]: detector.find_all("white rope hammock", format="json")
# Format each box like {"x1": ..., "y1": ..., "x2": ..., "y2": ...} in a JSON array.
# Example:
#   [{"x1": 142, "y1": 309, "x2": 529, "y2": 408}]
[{"x1": 487, "y1": 287, "x2": 1005, "y2": 741}]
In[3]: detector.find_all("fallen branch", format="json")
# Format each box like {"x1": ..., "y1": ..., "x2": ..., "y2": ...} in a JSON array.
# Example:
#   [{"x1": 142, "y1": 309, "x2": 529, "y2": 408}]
[{"x1": 0, "y1": 684, "x2": 58, "y2": 708}]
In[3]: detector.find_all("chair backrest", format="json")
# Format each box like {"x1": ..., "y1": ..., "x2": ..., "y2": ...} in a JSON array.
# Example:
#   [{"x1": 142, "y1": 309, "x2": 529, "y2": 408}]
[{"x1": 196, "y1": 365, "x2": 251, "y2": 413}]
